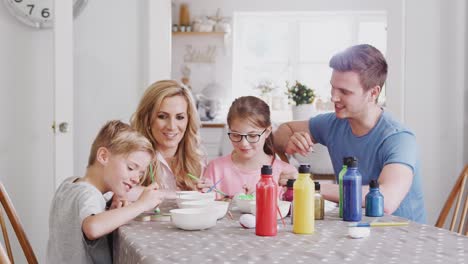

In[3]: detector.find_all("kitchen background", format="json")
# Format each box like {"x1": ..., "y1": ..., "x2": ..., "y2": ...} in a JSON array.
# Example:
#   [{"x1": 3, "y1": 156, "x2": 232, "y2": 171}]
[{"x1": 0, "y1": 0, "x2": 466, "y2": 262}]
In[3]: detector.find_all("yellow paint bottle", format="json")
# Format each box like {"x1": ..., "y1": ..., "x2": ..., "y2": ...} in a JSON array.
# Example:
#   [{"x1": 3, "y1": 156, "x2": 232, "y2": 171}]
[{"x1": 293, "y1": 164, "x2": 315, "y2": 234}]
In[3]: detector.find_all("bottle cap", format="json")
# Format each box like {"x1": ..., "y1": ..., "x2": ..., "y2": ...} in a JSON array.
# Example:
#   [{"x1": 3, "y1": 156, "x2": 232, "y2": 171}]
[
  {"x1": 314, "y1": 181, "x2": 320, "y2": 191},
  {"x1": 369, "y1": 179, "x2": 379, "y2": 188},
  {"x1": 261, "y1": 165, "x2": 272, "y2": 175},
  {"x1": 298, "y1": 164, "x2": 310, "y2": 173},
  {"x1": 343, "y1": 156, "x2": 355, "y2": 166},
  {"x1": 286, "y1": 179, "x2": 296, "y2": 187},
  {"x1": 348, "y1": 157, "x2": 358, "y2": 168}
]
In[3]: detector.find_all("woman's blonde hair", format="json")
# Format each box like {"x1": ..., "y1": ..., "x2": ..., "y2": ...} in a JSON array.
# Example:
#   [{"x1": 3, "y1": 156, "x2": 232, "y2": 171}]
[
  {"x1": 131, "y1": 80, "x2": 204, "y2": 190},
  {"x1": 88, "y1": 120, "x2": 155, "y2": 182}
]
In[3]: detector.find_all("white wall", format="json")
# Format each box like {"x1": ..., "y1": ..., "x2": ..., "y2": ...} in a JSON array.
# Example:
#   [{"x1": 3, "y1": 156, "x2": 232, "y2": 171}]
[
  {"x1": 172, "y1": 0, "x2": 467, "y2": 224},
  {"x1": 0, "y1": 5, "x2": 55, "y2": 263},
  {"x1": 405, "y1": 0, "x2": 467, "y2": 224},
  {"x1": 73, "y1": 1, "x2": 145, "y2": 178}
]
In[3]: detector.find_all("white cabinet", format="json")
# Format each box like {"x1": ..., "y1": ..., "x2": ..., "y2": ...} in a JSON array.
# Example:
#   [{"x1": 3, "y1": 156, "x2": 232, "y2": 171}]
[{"x1": 200, "y1": 123, "x2": 232, "y2": 161}]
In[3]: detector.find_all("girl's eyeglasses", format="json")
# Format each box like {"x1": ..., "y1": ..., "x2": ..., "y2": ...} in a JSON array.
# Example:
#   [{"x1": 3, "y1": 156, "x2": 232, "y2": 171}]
[{"x1": 227, "y1": 129, "x2": 266, "y2": 143}]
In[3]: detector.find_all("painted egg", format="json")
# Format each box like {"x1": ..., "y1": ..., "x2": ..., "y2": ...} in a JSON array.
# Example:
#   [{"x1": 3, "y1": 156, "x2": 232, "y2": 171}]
[
  {"x1": 348, "y1": 227, "x2": 371, "y2": 239},
  {"x1": 239, "y1": 214, "x2": 256, "y2": 229}
]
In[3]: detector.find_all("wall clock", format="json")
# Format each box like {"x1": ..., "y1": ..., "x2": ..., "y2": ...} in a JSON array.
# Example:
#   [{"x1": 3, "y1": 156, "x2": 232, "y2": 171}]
[{"x1": 3, "y1": 0, "x2": 88, "y2": 29}]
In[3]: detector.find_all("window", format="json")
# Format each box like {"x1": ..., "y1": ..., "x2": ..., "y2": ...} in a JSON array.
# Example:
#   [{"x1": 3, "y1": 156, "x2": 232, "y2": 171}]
[{"x1": 232, "y1": 12, "x2": 387, "y2": 121}]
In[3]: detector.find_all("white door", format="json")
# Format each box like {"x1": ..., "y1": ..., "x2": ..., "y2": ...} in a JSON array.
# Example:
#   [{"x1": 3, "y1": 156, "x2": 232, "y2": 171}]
[{"x1": 53, "y1": 0, "x2": 74, "y2": 188}]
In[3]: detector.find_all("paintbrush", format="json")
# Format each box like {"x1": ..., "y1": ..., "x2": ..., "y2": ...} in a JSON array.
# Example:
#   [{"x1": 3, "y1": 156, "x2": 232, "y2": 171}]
[
  {"x1": 187, "y1": 173, "x2": 227, "y2": 197},
  {"x1": 207, "y1": 177, "x2": 224, "y2": 192},
  {"x1": 348, "y1": 221, "x2": 409, "y2": 227}
]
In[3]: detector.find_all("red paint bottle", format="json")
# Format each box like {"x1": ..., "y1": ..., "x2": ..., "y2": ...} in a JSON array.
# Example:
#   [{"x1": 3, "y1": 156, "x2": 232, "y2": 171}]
[{"x1": 256, "y1": 165, "x2": 278, "y2": 236}]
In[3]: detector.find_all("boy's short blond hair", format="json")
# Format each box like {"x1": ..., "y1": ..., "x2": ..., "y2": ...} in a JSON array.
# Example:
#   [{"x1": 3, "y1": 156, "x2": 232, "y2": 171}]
[{"x1": 87, "y1": 120, "x2": 154, "y2": 168}]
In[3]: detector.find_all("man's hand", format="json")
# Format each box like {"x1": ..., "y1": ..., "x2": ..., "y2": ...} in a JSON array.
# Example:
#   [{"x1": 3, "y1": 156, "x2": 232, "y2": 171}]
[{"x1": 285, "y1": 131, "x2": 314, "y2": 156}]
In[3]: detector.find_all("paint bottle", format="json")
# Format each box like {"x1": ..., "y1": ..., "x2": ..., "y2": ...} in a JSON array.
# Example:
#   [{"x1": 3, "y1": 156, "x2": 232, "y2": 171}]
[
  {"x1": 365, "y1": 179, "x2": 384, "y2": 217},
  {"x1": 339, "y1": 157, "x2": 354, "y2": 218},
  {"x1": 282, "y1": 179, "x2": 295, "y2": 216},
  {"x1": 293, "y1": 164, "x2": 314, "y2": 234},
  {"x1": 314, "y1": 181, "x2": 324, "y2": 220},
  {"x1": 256, "y1": 165, "x2": 277, "y2": 236},
  {"x1": 343, "y1": 157, "x2": 362, "y2": 222}
]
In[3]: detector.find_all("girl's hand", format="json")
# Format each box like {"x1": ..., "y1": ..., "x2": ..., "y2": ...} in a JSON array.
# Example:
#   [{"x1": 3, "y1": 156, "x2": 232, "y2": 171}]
[
  {"x1": 278, "y1": 171, "x2": 296, "y2": 186},
  {"x1": 285, "y1": 132, "x2": 314, "y2": 156},
  {"x1": 242, "y1": 184, "x2": 254, "y2": 194}
]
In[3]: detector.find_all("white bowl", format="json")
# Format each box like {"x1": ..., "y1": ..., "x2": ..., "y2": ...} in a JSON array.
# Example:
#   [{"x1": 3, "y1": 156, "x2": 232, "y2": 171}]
[
  {"x1": 170, "y1": 208, "x2": 218, "y2": 230},
  {"x1": 212, "y1": 201, "x2": 229, "y2": 219},
  {"x1": 179, "y1": 199, "x2": 214, "y2": 209},
  {"x1": 234, "y1": 195, "x2": 256, "y2": 213},
  {"x1": 249, "y1": 200, "x2": 291, "y2": 220},
  {"x1": 176, "y1": 193, "x2": 216, "y2": 208},
  {"x1": 179, "y1": 200, "x2": 229, "y2": 220},
  {"x1": 175, "y1": 191, "x2": 200, "y2": 196}
]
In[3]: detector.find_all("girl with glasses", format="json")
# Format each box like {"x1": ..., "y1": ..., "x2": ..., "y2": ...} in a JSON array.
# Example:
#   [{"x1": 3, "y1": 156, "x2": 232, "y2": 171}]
[{"x1": 203, "y1": 96, "x2": 297, "y2": 198}]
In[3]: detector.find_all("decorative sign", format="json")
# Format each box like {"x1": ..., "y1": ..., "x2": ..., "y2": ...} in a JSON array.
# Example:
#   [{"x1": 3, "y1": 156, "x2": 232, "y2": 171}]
[{"x1": 183, "y1": 45, "x2": 217, "y2": 63}]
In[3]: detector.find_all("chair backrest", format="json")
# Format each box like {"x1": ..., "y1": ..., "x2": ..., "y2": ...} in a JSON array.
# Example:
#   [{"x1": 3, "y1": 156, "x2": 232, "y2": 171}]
[
  {"x1": 0, "y1": 182, "x2": 38, "y2": 264},
  {"x1": 0, "y1": 241, "x2": 12, "y2": 264},
  {"x1": 435, "y1": 165, "x2": 468, "y2": 235}
]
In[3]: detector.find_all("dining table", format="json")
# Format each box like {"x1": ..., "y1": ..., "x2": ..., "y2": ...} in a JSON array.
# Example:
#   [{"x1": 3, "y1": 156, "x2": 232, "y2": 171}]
[{"x1": 114, "y1": 200, "x2": 467, "y2": 264}]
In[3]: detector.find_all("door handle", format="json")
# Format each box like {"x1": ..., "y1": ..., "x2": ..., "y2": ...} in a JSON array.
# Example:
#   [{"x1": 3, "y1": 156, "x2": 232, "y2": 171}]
[{"x1": 52, "y1": 122, "x2": 70, "y2": 133}]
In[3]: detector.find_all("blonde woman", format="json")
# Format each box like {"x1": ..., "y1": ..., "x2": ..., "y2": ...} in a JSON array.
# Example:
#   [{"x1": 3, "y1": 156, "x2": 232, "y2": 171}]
[{"x1": 130, "y1": 80, "x2": 210, "y2": 195}]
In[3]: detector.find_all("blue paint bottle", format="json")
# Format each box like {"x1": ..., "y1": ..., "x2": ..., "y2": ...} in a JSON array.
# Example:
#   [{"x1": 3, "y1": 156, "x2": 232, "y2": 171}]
[
  {"x1": 365, "y1": 179, "x2": 384, "y2": 217},
  {"x1": 343, "y1": 157, "x2": 362, "y2": 222}
]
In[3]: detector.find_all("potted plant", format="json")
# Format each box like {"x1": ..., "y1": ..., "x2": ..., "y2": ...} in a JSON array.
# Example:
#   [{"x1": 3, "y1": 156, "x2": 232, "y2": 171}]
[{"x1": 285, "y1": 80, "x2": 317, "y2": 120}]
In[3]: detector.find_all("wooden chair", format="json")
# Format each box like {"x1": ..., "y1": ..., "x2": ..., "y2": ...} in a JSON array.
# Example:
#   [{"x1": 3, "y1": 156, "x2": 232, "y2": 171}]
[
  {"x1": 435, "y1": 165, "x2": 468, "y2": 235},
  {"x1": 0, "y1": 182, "x2": 38, "y2": 264},
  {"x1": 0, "y1": 241, "x2": 12, "y2": 264}
]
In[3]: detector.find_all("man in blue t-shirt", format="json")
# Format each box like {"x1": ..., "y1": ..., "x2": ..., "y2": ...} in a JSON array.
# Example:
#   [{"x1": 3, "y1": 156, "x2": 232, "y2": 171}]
[{"x1": 274, "y1": 44, "x2": 426, "y2": 223}]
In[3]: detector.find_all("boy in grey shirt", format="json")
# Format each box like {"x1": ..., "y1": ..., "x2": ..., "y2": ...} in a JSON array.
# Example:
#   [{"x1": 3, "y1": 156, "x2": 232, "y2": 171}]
[{"x1": 47, "y1": 120, "x2": 163, "y2": 263}]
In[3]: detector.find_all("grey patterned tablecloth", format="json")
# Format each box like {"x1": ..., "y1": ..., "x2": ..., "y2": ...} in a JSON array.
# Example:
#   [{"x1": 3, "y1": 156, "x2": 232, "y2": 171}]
[{"x1": 114, "y1": 203, "x2": 467, "y2": 264}]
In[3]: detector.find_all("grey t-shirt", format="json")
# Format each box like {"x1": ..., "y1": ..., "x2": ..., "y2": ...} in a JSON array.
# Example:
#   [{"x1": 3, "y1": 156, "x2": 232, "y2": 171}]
[{"x1": 46, "y1": 177, "x2": 112, "y2": 264}]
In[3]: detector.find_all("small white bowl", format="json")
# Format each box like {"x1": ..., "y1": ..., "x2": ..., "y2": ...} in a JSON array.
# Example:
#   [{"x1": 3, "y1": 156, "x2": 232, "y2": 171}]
[
  {"x1": 170, "y1": 208, "x2": 218, "y2": 230},
  {"x1": 179, "y1": 199, "x2": 214, "y2": 209},
  {"x1": 179, "y1": 200, "x2": 229, "y2": 220},
  {"x1": 212, "y1": 201, "x2": 229, "y2": 219},
  {"x1": 249, "y1": 200, "x2": 291, "y2": 220},
  {"x1": 176, "y1": 193, "x2": 216, "y2": 208},
  {"x1": 175, "y1": 191, "x2": 200, "y2": 196},
  {"x1": 234, "y1": 195, "x2": 256, "y2": 213}
]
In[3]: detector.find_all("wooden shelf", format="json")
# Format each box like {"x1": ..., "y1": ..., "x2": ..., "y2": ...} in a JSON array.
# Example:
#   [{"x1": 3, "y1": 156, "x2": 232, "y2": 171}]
[
  {"x1": 201, "y1": 122, "x2": 226, "y2": 128},
  {"x1": 172, "y1": 32, "x2": 225, "y2": 36}
]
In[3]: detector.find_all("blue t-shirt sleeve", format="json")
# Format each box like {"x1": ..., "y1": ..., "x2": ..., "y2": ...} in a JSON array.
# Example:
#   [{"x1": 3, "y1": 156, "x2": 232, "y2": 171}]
[
  {"x1": 309, "y1": 113, "x2": 334, "y2": 145},
  {"x1": 379, "y1": 131, "x2": 418, "y2": 174}
]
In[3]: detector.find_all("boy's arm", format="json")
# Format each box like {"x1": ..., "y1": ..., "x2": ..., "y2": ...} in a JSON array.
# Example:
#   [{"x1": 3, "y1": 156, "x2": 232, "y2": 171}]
[
  {"x1": 83, "y1": 184, "x2": 162, "y2": 240},
  {"x1": 82, "y1": 200, "x2": 147, "y2": 240},
  {"x1": 274, "y1": 121, "x2": 315, "y2": 156}
]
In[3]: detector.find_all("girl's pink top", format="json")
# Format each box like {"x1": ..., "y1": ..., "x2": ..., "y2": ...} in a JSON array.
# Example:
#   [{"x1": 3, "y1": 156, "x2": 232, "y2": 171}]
[{"x1": 203, "y1": 154, "x2": 296, "y2": 198}]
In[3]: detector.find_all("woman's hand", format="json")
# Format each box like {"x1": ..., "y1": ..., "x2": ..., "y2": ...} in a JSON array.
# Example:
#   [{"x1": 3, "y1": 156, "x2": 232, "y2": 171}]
[{"x1": 197, "y1": 178, "x2": 213, "y2": 193}]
